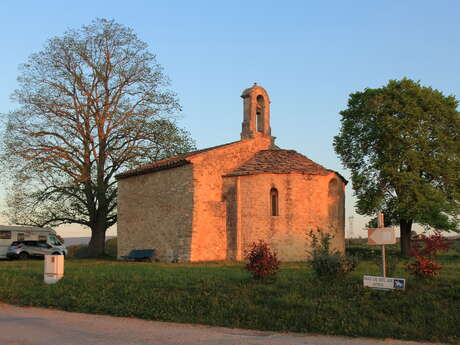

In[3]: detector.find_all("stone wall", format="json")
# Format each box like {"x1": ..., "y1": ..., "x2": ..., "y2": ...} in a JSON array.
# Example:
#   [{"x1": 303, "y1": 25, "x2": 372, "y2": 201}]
[
  {"x1": 235, "y1": 172, "x2": 345, "y2": 262},
  {"x1": 327, "y1": 177, "x2": 346, "y2": 253},
  {"x1": 222, "y1": 177, "x2": 238, "y2": 260},
  {"x1": 117, "y1": 138, "x2": 346, "y2": 263},
  {"x1": 188, "y1": 137, "x2": 272, "y2": 261},
  {"x1": 117, "y1": 164, "x2": 194, "y2": 262}
]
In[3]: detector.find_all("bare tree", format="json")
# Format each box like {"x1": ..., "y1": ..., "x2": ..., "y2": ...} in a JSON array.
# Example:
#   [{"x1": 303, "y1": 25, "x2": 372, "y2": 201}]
[{"x1": 1, "y1": 19, "x2": 195, "y2": 256}]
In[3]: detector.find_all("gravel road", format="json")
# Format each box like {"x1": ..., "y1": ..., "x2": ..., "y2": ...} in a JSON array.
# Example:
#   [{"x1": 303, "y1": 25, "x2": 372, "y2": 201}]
[{"x1": 0, "y1": 303, "x2": 446, "y2": 345}]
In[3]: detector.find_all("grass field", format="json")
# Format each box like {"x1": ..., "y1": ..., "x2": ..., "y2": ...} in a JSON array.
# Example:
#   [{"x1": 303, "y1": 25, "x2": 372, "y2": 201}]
[{"x1": 0, "y1": 250, "x2": 459, "y2": 344}]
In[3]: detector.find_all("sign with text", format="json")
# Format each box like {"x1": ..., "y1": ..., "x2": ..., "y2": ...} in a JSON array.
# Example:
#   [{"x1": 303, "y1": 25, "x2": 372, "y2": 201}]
[
  {"x1": 367, "y1": 227, "x2": 396, "y2": 245},
  {"x1": 363, "y1": 275, "x2": 405, "y2": 290}
]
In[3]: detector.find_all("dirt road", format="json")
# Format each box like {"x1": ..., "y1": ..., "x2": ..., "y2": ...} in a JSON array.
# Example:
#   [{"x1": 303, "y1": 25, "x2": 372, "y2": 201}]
[{"x1": 0, "y1": 303, "x2": 445, "y2": 345}]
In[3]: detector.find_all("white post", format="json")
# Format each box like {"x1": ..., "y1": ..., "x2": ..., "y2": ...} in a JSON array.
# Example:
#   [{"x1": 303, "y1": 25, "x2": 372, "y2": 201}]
[
  {"x1": 44, "y1": 255, "x2": 64, "y2": 284},
  {"x1": 377, "y1": 212, "x2": 386, "y2": 277}
]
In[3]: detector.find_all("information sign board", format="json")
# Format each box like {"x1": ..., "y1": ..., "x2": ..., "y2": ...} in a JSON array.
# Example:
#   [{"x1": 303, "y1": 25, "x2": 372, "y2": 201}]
[
  {"x1": 363, "y1": 275, "x2": 405, "y2": 290},
  {"x1": 367, "y1": 227, "x2": 396, "y2": 245}
]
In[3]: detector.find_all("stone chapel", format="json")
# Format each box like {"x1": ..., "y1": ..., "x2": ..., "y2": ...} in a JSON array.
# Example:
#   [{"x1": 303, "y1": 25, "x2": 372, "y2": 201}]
[{"x1": 116, "y1": 84, "x2": 346, "y2": 262}]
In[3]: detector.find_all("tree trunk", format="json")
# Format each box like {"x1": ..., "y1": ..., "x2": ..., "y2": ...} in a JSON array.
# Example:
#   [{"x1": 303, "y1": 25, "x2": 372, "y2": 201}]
[
  {"x1": 399, "y1": 219, "x2": 413, "y2": 257},
  {"x1": 88, "y1": 224, "x2": 106, "y2": 257}
]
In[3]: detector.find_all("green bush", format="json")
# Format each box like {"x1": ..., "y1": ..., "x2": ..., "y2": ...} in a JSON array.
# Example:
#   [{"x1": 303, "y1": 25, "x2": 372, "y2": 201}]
[
  {"x1": 105, "y1": 237, "x2": 117, "y2": 257},
  {"x1": 66, "y1": 237, "x2": 117, "y2": 258},
  {"x1": 375, "y1": 253, "x2": 398, "y2": 277},
  {"x1": 74, "y1": 245, "x2": 90, "y2": 258},
  {"x1": 66, "y1": 244, "x2": 87, "y2": 258},
  {"x1": 346, "y1": 246, "x2": 377, "y2": 259},
  {"x1": 453, "y1": 239, "x2": 460, "y2": 255},
  {"x1": 307, "y1": 231, "x2": 357, "y2": 279},
  {"x1": 346, "y1": 244, "x2": 400, "y2": 259}
]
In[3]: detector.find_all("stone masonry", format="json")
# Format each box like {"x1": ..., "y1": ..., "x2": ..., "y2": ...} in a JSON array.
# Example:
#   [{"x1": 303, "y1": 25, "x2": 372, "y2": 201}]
[{"x1": 116, "y1": 84, "x2": 346, "y2": 262}]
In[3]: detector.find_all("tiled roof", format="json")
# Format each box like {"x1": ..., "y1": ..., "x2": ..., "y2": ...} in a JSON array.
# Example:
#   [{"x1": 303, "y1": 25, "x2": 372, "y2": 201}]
[
  {"x1": 224, "y1": 149, "x2": 337, "y2": 178},
  {"x1": 116, "y1": 141, "x2": 238, "y2": 180}
]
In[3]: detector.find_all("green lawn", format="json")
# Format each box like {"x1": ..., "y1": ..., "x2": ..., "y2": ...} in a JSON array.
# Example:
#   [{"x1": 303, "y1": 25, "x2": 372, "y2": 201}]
[{"x1": 0, "y1": 252, "x2": 459, "y2": 344}]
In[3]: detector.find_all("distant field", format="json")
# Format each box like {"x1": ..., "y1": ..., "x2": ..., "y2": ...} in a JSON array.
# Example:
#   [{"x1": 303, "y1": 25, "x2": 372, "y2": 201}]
[
  {"x1": 0, "y1": 250, "x2": 459, "y2": 344},
  {"x1": 63, "y1": 236, "x2": 115, "y2": 246}
]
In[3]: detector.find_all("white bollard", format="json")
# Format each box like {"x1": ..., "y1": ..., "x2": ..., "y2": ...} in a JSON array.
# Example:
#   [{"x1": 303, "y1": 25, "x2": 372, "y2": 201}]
[{"x1": 44, "y1": 255, "x2": 64, "y2": 284}]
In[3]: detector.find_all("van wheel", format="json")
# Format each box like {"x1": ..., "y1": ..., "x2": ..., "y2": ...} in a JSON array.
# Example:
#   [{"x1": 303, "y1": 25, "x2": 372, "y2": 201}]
[{"x1": 18, "y1": 252, "x2": 29, "y2": 260}]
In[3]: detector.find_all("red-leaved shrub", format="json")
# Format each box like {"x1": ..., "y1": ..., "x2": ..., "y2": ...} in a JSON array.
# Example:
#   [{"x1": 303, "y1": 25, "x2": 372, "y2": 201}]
[
  {"x1": 245, "y1": 240, "x2": 280, "y2": 280},
  {"x1": 407, "y1": 232, "x2": 451, "y2": 278}
]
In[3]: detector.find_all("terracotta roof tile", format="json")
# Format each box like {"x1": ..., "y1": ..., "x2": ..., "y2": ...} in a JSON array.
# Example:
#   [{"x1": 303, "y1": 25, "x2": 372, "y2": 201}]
[
  {"x1": 224, "y1": 149, "x2": 334, "y2": 177},
  {"x1": 116, "y1": 141, "x2": 238, "y2": 180}
]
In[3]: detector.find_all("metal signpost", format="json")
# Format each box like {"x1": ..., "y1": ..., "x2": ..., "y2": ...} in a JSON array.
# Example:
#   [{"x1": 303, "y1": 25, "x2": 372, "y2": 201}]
[{"x1": 364, "y1": 212, "x2": 405, "y2": 290}]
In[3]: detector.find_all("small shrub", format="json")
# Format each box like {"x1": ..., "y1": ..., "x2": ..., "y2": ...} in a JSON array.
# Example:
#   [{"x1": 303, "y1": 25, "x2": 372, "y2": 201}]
[
  {"x1": 453, "y1": 239, "x2": 460, "y2": 256},
  {"x1": 307, "y1": 230, "x2": 357, "y2": 279},
  {"x1": 346, "y1": 246, "x2": 377, "y2": 259},
  {"x1": 407, "y1": 257, "x2": 442, "y2": 278},
  {"x1": 74, "y1": 245, "x2": 90, "y2": 258},
  {"x1": 66, "y1": 244, "x2": 87, "y2": 258},
  {"x1": 67, "y1": 238, "x2": 117, "y2": 258},
  {"x1": 105, "y1": 237, "x2": 117, "y2": 257},
  {"x1": 376, "y1": 253, "x2": 398, "y2": 277},
  {"x1": 245, "y1": 240, "x2": 280, "y2": 280},
  {"x1": 407, "y1": 232, "x2": 451, "y2": 278}
]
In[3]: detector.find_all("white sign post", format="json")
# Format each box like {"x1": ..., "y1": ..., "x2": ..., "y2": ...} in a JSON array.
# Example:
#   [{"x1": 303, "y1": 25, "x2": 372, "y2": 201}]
[
  {"x1": 368, "y1": 227, "x2": 396, "y2": 245},
  {"x1": 367, "y1": 212, "x2": 396, "y2": 277},
  {"x1": 364, "y1": 212, "x2": 404, "y2": 290}
]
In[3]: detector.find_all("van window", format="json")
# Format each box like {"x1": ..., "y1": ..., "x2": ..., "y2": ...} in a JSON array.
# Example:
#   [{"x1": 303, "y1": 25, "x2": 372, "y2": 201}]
[
  {"x1": 49, "y1": 236, "x2": 61, "y2": 246},
  {"x1": 0, "y1": 231, "x2": 11, "y2": 239}
]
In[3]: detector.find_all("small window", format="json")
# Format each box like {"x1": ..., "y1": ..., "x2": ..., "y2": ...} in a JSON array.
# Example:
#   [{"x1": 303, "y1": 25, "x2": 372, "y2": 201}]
[
  {"x1": 38, "y1": 235, "x2": 47, "y2": 241},
  {"x1": 0, "y1": 231, "x2": 11, "y2": 239},
  {"x1": 256, "y1": 109, "x2": 263, "y2": 132},
  {"x1": 328, "y1": 178, "x2": 339, "y2": 197},
  {"x1": 256, "y1": 95, "x2": 265, "y2": 132},
  {"x1": 17, "y1": 233, "x2": 25, "y2": 241},
  {"x1": 49, "y1": 236, "x2": 61, "y2": 246},
  {"x1": 270, "y1": 188, "x2": 279, "y2": 216}
]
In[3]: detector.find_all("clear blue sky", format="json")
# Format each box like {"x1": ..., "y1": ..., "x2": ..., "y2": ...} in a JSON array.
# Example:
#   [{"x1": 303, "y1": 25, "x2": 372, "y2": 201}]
[{"x1": 1, "y1": 1, "x2": 459, "y2": 237}]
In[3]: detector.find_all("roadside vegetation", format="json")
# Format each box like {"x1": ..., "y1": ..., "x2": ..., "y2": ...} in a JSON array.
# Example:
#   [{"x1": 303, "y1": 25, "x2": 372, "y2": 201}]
[
  {"x1": 0, "y1": 242, "x2": 459, "y2": 344},
  {"x1": 334, "y1": 78, "x2": 460, "y2": 256},
  {"x1": 66, "y1": 238, "x2": 118, "y2": 259}
]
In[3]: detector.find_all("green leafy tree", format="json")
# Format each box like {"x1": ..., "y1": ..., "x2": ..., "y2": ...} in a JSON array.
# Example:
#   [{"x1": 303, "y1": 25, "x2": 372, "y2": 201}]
[
  {"x1": 334, "y1": 78, "x2": 460, "y2": 256},
  {"x1": 1, "y1": 19, "x2": 195, "y2": 256}
]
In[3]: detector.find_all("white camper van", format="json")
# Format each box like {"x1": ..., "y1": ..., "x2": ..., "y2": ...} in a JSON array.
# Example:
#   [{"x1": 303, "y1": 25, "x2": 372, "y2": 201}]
[{"x1": 0, "y1": 225, "x2": 59, "y2": 259}]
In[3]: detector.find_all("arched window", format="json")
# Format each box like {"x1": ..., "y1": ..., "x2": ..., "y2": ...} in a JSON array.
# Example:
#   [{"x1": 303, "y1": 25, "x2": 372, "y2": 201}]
[
  {"x1": 328, "y1": 178, "x2": 338, "y2": 197},
  {"x1": 256, "y1": 95, "x2": 265, "y2": 132},
  {"x1": 270, "y1": 188, "x2": 279, "y2": 216}
]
